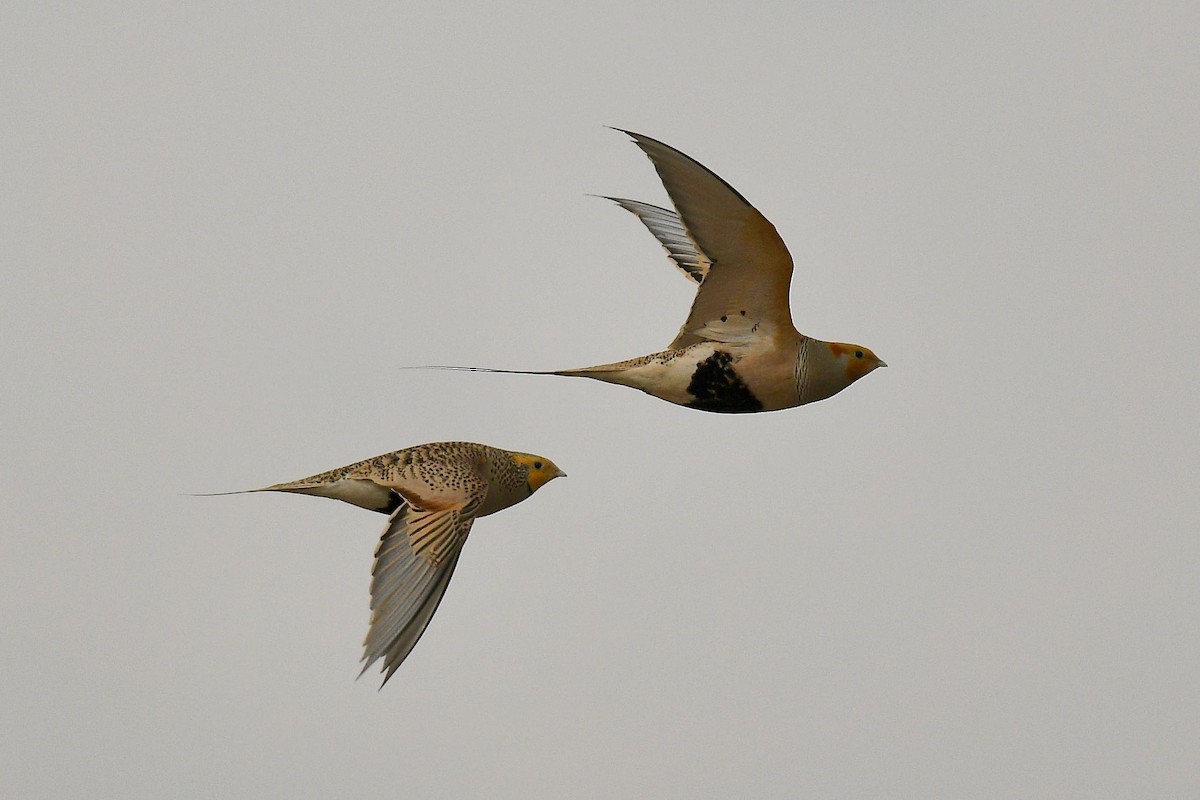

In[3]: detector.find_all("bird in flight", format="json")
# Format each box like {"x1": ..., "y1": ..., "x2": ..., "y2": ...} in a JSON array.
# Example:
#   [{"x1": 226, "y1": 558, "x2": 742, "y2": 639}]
[
  {"x1": 436, "y1": 129, "x2": 886, "y2": 413},
  {"x1": 207, "y1": 441, "x2": 564, "y2": 685}
]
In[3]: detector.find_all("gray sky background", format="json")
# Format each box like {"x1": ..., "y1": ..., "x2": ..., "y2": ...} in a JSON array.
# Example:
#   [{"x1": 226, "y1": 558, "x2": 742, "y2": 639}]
[{"x1": 4, "y1": 2, "x2": 1198, "y2": 797}]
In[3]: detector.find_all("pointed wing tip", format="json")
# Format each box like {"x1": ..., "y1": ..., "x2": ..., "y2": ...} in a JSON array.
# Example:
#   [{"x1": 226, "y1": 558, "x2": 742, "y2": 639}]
[
  {"x1": 359, "y1": 651, "x2": 403, "y2": 689},
  {"x1": 609, "y1": 127, "x2": 673, "y2": 149},
  {"x1": 379, "y1": 666, "x2": 400, "y2": 689},
  {"x1": 593, "y1": 194, "x2": 640, "y2": 210},
  {"x1": 605, "y1": 125, "x2": 648, "y2": 142},
  {"x1": 358, "y1": 654, "x2": 395, "y2": 690}
]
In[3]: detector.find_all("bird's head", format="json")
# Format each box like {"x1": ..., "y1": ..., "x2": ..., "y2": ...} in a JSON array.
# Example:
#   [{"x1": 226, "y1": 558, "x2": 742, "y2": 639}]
[
  {"x1": 825, "y1": 342, "x2": 888, "y2": 384},
  {"x1": 511, "y1": 453, "x2": 567, "y2": 493}
]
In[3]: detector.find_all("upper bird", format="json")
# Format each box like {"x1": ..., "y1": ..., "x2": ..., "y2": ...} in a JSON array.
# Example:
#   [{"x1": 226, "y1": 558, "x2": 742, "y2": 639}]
[
  {"x1": 442, "y1": 129, "x2": 886, "y2": 413},
  {"x1": 214, "y1": 441, "x2": 564, "y2": 686}
]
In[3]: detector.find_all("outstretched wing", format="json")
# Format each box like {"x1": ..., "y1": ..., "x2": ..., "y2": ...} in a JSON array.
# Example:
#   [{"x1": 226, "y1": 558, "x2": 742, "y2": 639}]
[
  {"x1": 360, "y1": 487, "x2": 484, "y2": 685},
  {"x1": 603, "y1": 197, "x2": 709, "y2": 284},
  {"x1": 617, "y1": 130, "x2": 796, "y2": 349}
]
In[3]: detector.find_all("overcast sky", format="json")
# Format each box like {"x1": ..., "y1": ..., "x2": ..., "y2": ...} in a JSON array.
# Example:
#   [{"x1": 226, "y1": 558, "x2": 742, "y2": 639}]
[{"x1": 4, "y1": 2, "x2": 1199, "y2": 797}]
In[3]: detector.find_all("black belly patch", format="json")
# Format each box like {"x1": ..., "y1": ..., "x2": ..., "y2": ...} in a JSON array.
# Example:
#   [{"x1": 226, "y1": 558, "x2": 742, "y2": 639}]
[{"x1": 685, "y1": 351, "x2": 763, "y2": 413}]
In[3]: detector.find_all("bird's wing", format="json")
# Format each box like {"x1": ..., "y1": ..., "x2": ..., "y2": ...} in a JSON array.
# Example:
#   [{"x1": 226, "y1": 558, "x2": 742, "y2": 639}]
[
  {"x1": 603, "y1": 197, "x2": 709, "y2": 284},
  {"x1": 360, "y1": 476, "x2": 486, "y2": 685},
  {"x1": 617, "y1": 130, "x2": 796, "y2": 349}
]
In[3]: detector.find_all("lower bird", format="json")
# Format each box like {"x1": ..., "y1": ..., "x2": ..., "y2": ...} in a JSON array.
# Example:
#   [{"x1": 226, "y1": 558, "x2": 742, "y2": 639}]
[
  {"x1": 209, "y1": 441, "x2": 565, "y2": 685},
  {"x1": 432, "y1": 129, "x2": 886, "y2": 413}
]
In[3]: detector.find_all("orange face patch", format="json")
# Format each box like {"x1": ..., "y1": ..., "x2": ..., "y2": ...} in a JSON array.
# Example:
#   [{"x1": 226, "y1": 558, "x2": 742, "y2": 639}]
[
  {"x1": 826, "y1": 342, "x2": 878, "y2": 382},
  {"x1": 845, "y1": 357, "x2": 875, "y2": 382},
  {"x1": 827, "y1": 342, "x2": 854, "y2": 359},
  {"x1": 511, "y1": 453, "x2": 564, "y2": 492}
]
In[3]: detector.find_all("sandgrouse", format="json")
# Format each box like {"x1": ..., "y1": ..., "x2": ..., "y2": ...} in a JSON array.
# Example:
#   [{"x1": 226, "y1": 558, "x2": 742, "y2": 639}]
[
  {"x1": 209, "y1": 441, "x2": 564, "y2": 685},
  {"x1": 442, "y1": 130, "x2": 886, "y2": 413}
]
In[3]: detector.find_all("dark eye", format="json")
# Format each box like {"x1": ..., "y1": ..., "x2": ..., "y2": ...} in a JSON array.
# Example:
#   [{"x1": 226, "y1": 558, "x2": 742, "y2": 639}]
[
  {"x1": 533, "y1": 461, "x2": 543, "y2": 470},
  {"x1": 855, "y1": 350, "x2": 864, "y2": 359}
]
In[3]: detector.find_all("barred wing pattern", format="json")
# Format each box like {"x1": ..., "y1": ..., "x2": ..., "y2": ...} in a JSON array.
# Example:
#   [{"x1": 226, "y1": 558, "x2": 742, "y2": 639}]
[
  {"x1": 605, "y1": 197, "x2": 709, "y2": 284},
  {"x1": 361, "y1": 497, "x2": 480, "y2": 685},
  {"x1": 618, "y1": 130, "x2": 796, "y2": 350}
]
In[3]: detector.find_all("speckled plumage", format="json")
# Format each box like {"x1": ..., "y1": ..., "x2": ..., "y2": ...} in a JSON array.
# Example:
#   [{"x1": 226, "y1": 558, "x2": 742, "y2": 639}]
[
  {"x1": 441, "y1": 130, "x2": 887, "y2": 412},
  {"x1": 221, "y1": 441, "x2": 564, "y2": 685}
]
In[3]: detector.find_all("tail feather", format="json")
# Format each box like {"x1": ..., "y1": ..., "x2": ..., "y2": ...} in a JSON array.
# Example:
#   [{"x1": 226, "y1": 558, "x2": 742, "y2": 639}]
[
  {"x1": 190, "y1": 481, "x2": 400, "y2": 513},
  {"x1": 400, "y1": 365, "x2": 566, "y2": 377},
  {"x1": 401, "y1": 363, "x2": 642, "y2": 385}
]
